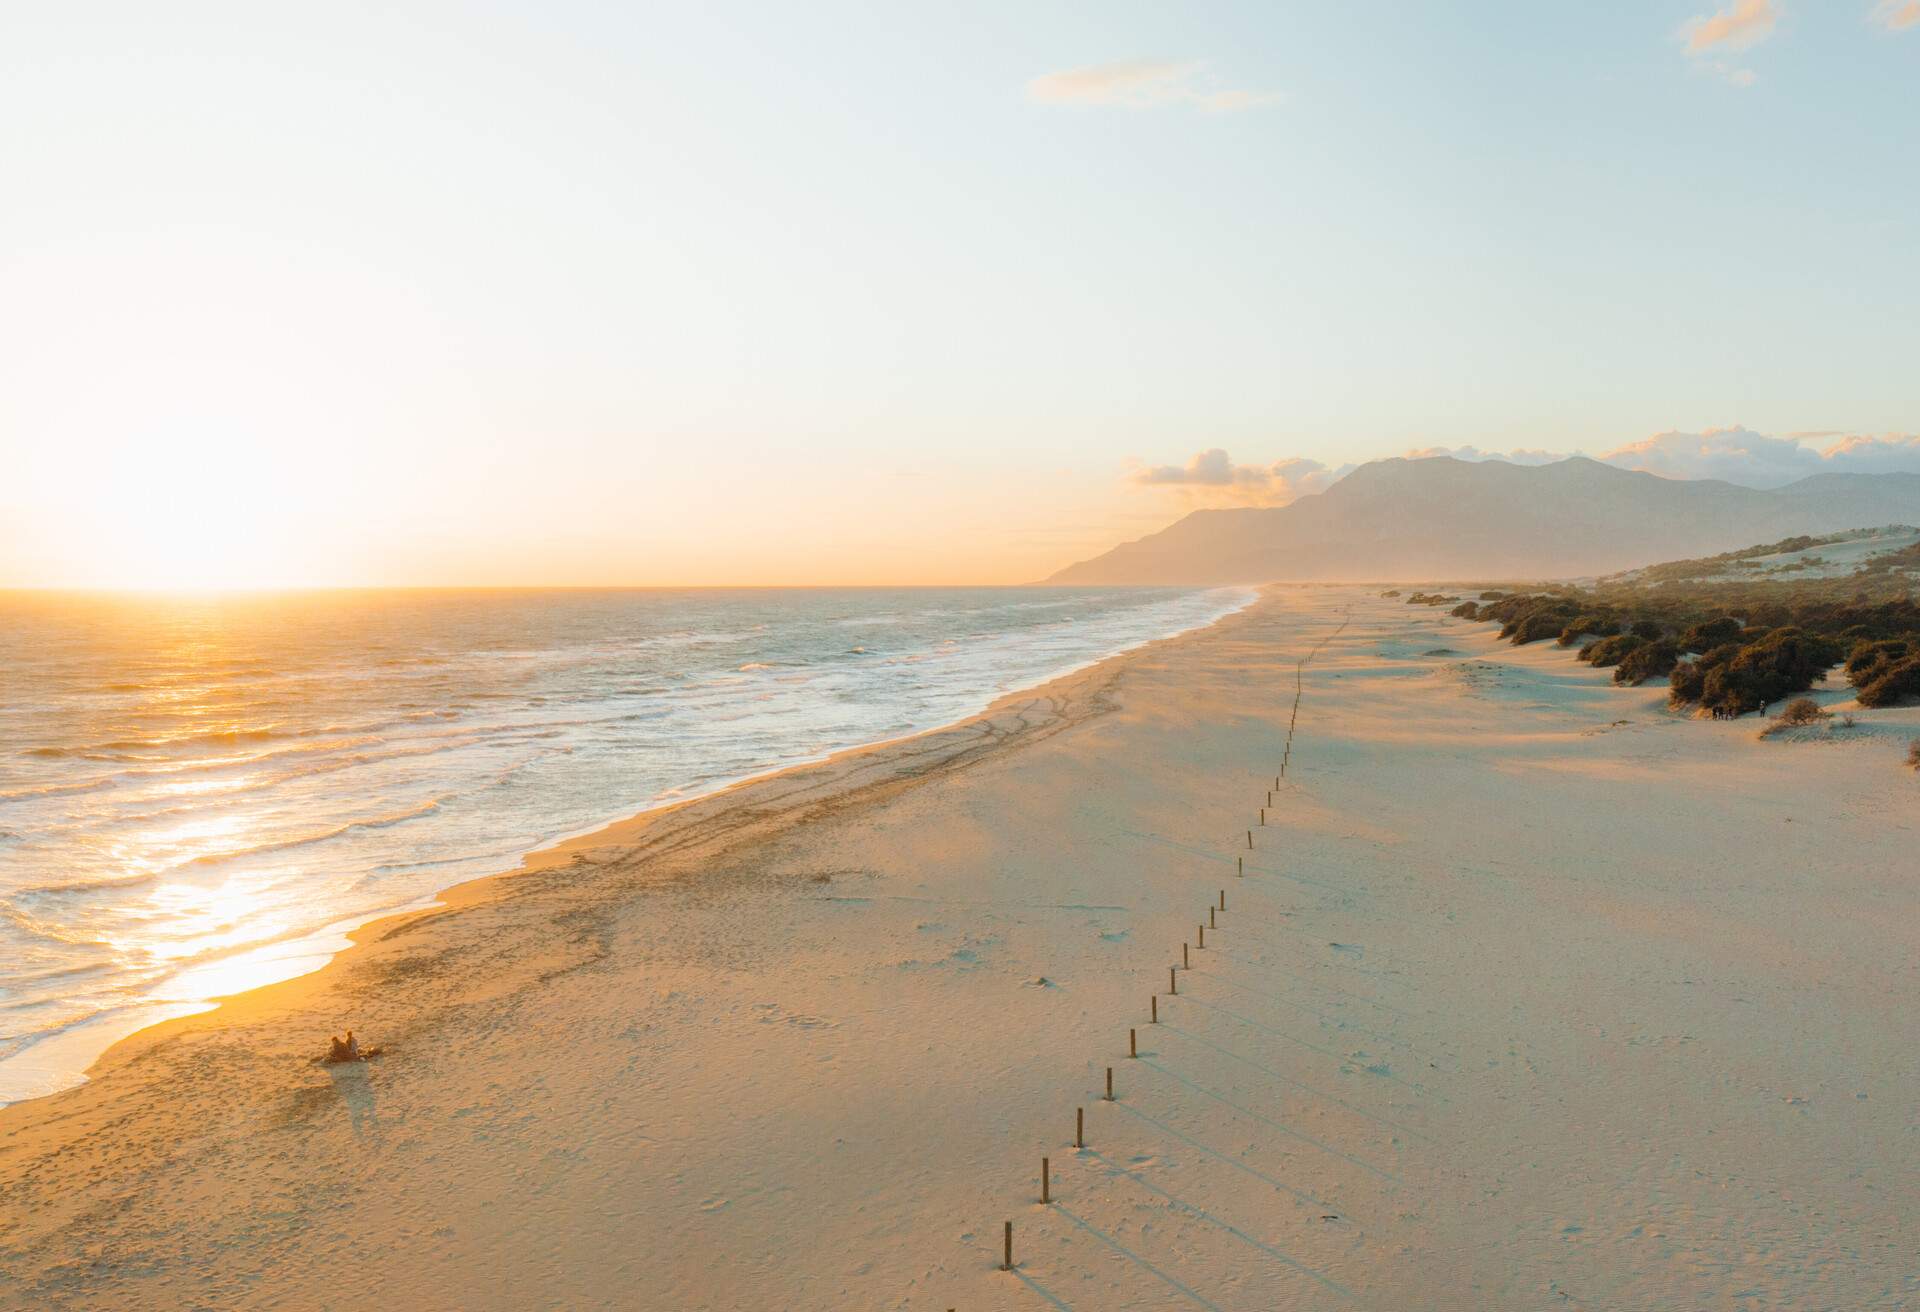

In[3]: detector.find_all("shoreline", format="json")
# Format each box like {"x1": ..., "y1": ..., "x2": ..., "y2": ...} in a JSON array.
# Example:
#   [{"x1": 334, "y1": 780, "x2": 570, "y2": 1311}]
[
  {"x1": 6, "y1": 584, "x2": 1911, "y2": 1309},
  {"x1": 0, "y1": 585, "x2": 1260, "y2": 1112}
]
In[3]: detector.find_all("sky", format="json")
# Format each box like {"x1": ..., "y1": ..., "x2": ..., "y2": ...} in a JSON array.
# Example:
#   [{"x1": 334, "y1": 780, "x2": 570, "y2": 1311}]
[{"x1": 1, "y1": 1, "x2": 1915, "y2": 587}]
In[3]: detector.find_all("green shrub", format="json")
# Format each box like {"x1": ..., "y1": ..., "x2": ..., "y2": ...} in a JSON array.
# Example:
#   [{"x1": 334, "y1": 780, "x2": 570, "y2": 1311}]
[
  {"x1": 1857, "y1": 656, "x2": 1920, "y2": 709},
  {"x1": 1697, "y1": 628, "x2": 1840, "y2": 717},
  {"x1": 1668, "y1": 644, "x2": 1740, "y2": 707},
  {"x1": 1557, "y1": 614, "x2": 1621, "y2": 646},
  {"x1": 1629, "y1": 619, "x2": 1664, "y2": 641},
  {"x1": 1615, "y1": 639, "x2": 1681, "y2": 685},
  {"x1": 1777, "y1": 697, "x2": 1828, "y2": 726},
  {"x1": 1506, "y1": 610, "x2": 1572, "y2": 645},
  {"x1": 1845, "y1": 638, "x2": 1912, "y2": 688},
  {"x1": 1582, "y1": 633, "x2": 1646, "y2": 667},
  {"x1": 1680, "y1": 616, "x2": 1743, "y2": 651}
]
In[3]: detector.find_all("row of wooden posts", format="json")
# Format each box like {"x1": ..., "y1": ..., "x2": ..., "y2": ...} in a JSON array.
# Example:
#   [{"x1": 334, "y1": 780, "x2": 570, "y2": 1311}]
[
  {"x1": 993, "y1": 613, "x2": 1348, "y2": 1281},
  {"x1": 1000, "y1": 870, "x2": 1244, "y2": 1273}
]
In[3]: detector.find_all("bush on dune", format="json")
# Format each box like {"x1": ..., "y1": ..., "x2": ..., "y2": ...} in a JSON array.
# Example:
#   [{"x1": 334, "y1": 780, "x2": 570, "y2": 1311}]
[
  {"x1": 1481, "y1": 593, "x2": 1583, "y2": 645},
  {"x1": 1857, "y1": 655, "x2": 1920, "y2": 709},
  {"x1": 1680, "y1": 616, "x2": 1743, "y2": 651},
  {"x1": 1581, "y1": 633, "x2": 1645, "y2": 667},
  {"x1": 1557, "y1": 613, "x2": 1621, "y2": 646},
  {"x1": 1695, "y1": 628, "x2": 1841, "y2": 717},
  {"x1": 1614, "y1": 638, "x2": 1681, "y2": 686},
  {"x1": 1668, "y1": 644, "x2": 1739, "y2": 707},
  {"x1": 1845, "y1": 638, "x2": 1912, "y2": 689},
  {"x1": 1777, "y1": 697, "x2": 1829, "y2": 726},
  {"x1": 1505, "y1": 609, "x2": 1575, "y2": 645},
  {"x1": 1455, "y1": 582, "x2": 1920, "y2": 726}
]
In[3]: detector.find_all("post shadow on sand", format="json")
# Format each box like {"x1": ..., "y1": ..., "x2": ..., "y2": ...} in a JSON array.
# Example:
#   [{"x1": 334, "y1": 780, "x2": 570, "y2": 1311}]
[{"x1": 327, "y1": 1061, "x2": 381, "y2": 1140}]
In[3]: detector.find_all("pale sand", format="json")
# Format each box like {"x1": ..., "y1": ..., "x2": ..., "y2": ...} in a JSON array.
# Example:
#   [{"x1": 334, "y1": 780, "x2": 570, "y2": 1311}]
[{"x1": 2, "y1": 588, "x2": 1916, "y2": 1310}]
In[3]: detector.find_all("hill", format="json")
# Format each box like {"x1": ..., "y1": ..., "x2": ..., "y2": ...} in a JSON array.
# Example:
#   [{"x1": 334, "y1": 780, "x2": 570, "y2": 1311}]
[{"x1": 1045, "y1": 457, "x2": 1920, "y2": 584}]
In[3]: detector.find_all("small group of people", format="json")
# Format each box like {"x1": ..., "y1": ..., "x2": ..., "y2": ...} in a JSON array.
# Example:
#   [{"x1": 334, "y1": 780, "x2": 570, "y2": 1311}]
[
  {"x1": 326, "y1": 1030, "x2": 363, "y2": 1064},
  {"x1": 1707, "y1": 705, "x2": 1742, "y2": 720}
]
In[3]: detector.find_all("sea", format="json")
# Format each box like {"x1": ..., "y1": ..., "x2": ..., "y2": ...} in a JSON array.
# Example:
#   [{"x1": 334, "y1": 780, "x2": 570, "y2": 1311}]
[{"x1": 0, "y1": 585, "x2": 1250, "y2": 1104}]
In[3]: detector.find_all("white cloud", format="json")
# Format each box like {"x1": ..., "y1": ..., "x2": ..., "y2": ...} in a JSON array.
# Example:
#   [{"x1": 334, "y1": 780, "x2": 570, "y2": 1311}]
[
  {"x1": 1135, "y1": 429, "x2": 1920, "y2": 509},
  {"x1": 1027, "y1": 60, "x2": 1280, "y2": 113},
  {"x1": 1684, "y1": 0, "x2": 1780, "y2": 52},
  {"x1": 1130, "y1": 449, "x2": 1343, "y2": 505},
  {"x1": 1409, "y1": 428, "x2": 1920, "y2": 488},
  {"x1": 1680, "y1": 0, "x2": 1775, "y2": 85},
  {"x1": 1598, "y1": 427, "x2": 1920, "y2": 487},
  {"x1": 1870, "y1": 0, "x2": 1920, "y2": 30},
  {"x1": 1405, "y1": 445, "x2": 1565, "y2": 466}
]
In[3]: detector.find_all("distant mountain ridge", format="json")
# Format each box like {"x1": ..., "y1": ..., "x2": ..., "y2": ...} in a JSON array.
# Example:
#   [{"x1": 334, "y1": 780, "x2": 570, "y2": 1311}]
[{"x1": 1046, "y1": 457, "x2": 1920, "y2": 584}]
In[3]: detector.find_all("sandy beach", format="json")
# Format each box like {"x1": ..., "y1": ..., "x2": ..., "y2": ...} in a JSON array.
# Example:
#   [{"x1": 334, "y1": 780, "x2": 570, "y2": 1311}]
[{"x1": 2, "y1": 586, "x2": 1915, "y2": 1310}]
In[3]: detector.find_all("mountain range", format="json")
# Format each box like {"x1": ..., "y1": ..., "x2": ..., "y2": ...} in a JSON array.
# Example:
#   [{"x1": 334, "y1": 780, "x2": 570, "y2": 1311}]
[{"x1": 1045, "y1": 457, "x2": 1920, "y2": 584}]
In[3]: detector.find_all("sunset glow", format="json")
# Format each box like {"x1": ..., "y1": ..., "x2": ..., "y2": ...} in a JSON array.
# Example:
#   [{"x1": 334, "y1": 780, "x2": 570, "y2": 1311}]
[{"x1": 3, "y1": 5, "x2": 1915, "y2": 588}]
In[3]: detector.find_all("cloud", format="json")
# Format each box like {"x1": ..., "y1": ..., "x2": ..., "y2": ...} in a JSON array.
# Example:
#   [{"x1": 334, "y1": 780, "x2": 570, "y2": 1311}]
[
  {"x1": 1684, "y1": 0, "x2": 1780, "y2": 52},
  {"x1": 1401, "y1": 429, "x2": 1920, "y2": 488},
  {"x1": 1130, "y1": 449, "x2": 1344, "y2": 505},
  {"x1": 1597, "y1": 426, "x2": 1920, "y2": 487},
  {"x1": 1679, "y1": 0, "x2": 1775, "y2": 84},
  {"x1": 1871, "y1": 0, "x2": 1920, "y2": 30},
  {"x1": 1133, "y1": 429, "x2": 1920, "y2": 511},
  {"x1": 1405, "y1": 445, "x2": 1566, "y2": 466},
  {"x1": 1027, "y1": 60, "x2": 1280, "y2": 113}
]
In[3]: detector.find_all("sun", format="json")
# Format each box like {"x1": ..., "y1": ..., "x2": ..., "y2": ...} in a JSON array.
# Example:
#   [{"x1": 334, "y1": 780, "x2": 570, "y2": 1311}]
[{"x1": 65, "y1": 435, "x2": 310, "y2": 590}]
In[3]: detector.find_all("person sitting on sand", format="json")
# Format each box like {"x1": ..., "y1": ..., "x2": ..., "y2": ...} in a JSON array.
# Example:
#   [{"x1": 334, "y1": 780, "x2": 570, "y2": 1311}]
[
  {"x1": 327, "y1": 1034, "x2": 352, "y2": 1063},
  {"x1": 344, "y1": 1030, "x2": 360, "y2": 1061}
]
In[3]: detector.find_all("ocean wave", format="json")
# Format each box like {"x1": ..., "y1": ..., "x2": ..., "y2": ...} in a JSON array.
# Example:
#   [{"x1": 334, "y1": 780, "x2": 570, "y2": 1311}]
[
  {"x1": 10, "y1": 868, "x2": 163, "y2": 899},
  {"x1": 100, "y1": 726, "x2": 287, "y2": 753},
  {"x1": 174, "y1": 796, "x2": 456, "y2": 870},
  {"x1": 1, "y1": 585, "x2": 1248, "y2": 1104},
  {"x1": 0, "y1": 778, "x2": 116, "y2": 806}
]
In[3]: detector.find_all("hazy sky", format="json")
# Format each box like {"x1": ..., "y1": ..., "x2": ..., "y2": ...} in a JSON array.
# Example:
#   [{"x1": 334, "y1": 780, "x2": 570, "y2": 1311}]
[{"x1": 2, "y1": 1, "x2": 1914, "y2": 587}]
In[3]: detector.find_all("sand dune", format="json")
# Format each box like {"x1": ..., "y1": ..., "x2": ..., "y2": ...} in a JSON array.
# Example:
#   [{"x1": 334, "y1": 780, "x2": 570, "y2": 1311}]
[{"x1": 2, "y1": 589, "x2": 1915, "y2": 1309}]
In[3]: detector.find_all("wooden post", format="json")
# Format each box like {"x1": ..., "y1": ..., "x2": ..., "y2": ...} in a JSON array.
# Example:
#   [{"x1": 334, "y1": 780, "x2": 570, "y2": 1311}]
[
  {"x1": 1247, "y1": 830, "x2": 1253, "y2": 849},
  {"x1": 1198, "y1": 924, "x2": 1205, "y2": 948},
  {"x1": 1130, "y1": 1027, "x2": 1137, "y2": 1057},
  {"x1": 1170, "y1": 966, "x2": 1178, "y2": 995},
  {"x1": 1260, "y1": 808, "x2": 1265, "y2": 826},
  {"x1": 1041, "y1": 1157, "x2": 1049, "y2": 1204},
  {"x1": 1210, "y1": 907, "x2": 1216, "y2": 928},
  {"x1": 1076, "y1": 1106, "x2": 1084, "y2": 1149},
  {"x1": 1105, "y1": 1067, "x2": 1114, "y2": 1100},
  {"x1": 1237, "y1": 856, "x2": 1243, "y2": 876},
  {"x1": 1004, "y1": 1220, "x2": 1013, "y2": 1271},
  {"x1": 1183, "y1": 942, "x2": 1190, "y2": 968},
  {"x1": 1151, "y1": 994, "x2": 1158, "y2": 1022},
  {"x1": 1220, "y1": 889, "x2": 1226, "y2": 911}
]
